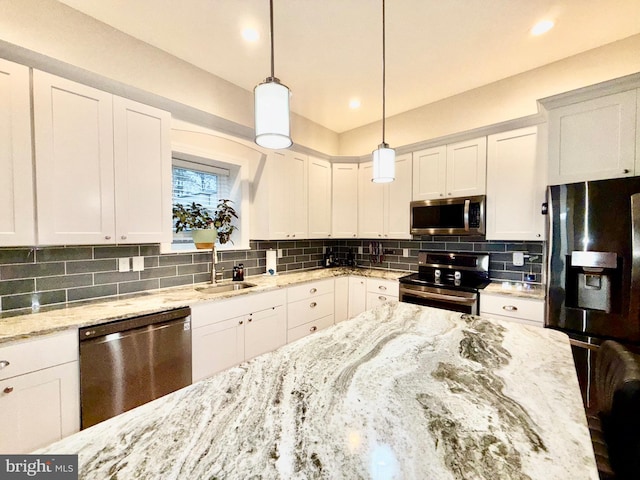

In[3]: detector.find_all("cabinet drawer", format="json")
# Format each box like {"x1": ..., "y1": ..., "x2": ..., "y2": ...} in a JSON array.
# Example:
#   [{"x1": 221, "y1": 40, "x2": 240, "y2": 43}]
[
  {"x1": 366, "y1": 278, "x2": 399, "y2": 296},
  {"x1": 366, "y1": 292, "x2": 399, "y2": 310},
  {"x1": 287, "y1": 279, "x2": 334, "y2": 303},
  {"x1": 287, "y1": 315, "x2": 334, "y2": 344},
  {"x1": 480, "y1": 294, "x2": 544, "y2": 324},
  {"x1": 0, "y1": 330, "x2": 78, "y2": 381},
  {"x1": 287, "y1": 292, "x2": 334, "y2": 329}
]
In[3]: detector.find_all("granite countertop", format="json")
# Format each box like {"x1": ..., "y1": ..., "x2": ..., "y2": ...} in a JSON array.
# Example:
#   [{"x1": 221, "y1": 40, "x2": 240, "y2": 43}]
[
  {"x1": 0, "y1": 267, "x2": 408, "y2": 345},
  {"x1": 483, "y1": 281, "x2": 546, "y2": 300},
  {"x1": 37, "y1": 302, "x2": 597, "y2": 479}
]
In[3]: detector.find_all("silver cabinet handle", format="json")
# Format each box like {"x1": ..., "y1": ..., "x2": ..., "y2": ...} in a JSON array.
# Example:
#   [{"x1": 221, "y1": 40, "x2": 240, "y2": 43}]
[
  {"x1": 310, "y1": 288, "x2": 317, "y2": 294},
  {"x1": 378, "y1": 296, "x2": 387, "y2": 301},
  {"x1": 378, "y1": 285, "x2": 387, "y2": 291},
  {"x1": 3, "y1": 387, "x2": 13, "y2": 394},
  {"x1": 0, "y1": 360, "x2": 9, "y2": 370},
  {"x1": 502, "y1": 305, "x2": 518, "y2": 312},
  {"x1": 310, "y1": 326, "x2": 318, "y2": 332},
  {"x1": 310, "y1": 302, "x2": 317, "y2": 308}
]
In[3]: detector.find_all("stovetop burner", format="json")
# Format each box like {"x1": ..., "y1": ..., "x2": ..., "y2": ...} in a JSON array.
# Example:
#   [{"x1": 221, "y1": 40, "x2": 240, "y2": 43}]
[{"x1": 399, "y1": 251, "x2": 490, "y2": 293}]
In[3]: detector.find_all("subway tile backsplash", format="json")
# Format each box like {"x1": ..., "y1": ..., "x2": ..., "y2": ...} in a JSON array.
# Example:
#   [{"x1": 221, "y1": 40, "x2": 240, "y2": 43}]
[{"x1": 0, "y1": 237, "x2": 544, "y2": 315}]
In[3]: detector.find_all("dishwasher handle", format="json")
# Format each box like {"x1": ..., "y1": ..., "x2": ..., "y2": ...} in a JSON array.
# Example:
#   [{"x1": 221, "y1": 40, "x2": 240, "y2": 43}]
[{"x1": 80, "y1": 307, "x2": 191, "y2": 340}]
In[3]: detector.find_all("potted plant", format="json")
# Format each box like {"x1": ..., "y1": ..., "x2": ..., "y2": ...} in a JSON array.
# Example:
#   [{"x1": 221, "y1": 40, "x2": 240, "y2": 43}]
[{"x1": 172, "y1": 200, "x2": 238, "y2": 249}]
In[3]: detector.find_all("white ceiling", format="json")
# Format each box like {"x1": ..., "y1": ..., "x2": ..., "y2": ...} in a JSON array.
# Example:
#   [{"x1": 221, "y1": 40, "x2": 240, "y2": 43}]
[{"x1": 57, "y1": 0, "x2": 640, "y2": 133}]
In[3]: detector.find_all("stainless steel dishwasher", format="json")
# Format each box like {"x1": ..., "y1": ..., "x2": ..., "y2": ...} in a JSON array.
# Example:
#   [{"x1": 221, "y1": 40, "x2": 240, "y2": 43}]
[{"x1": 79, "y1": 307, "x2": 192, "y2": 429}]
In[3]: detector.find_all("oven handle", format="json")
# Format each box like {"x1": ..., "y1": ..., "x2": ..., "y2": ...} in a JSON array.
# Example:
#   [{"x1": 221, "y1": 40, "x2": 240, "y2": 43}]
[
  {"x1": 463, "y1": 199, "x2": 470, "y2": 231},
  {"x1": 401, "y1": 288, "x2": 477, "y2": 305}
]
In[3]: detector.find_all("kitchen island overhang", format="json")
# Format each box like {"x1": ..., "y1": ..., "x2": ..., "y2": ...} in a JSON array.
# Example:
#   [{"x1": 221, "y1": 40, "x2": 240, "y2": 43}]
[{"x1": 37, "y1": 302, "x2": 598, "y2": 479}]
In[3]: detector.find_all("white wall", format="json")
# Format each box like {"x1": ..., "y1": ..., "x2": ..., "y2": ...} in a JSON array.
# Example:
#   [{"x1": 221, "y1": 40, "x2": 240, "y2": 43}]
[
  {"x1": 0, "y1": 0, "x2": 340, "y2": 156},
  {"x1": 339, "y1": 34, "x2": 640, "y2": 156}
]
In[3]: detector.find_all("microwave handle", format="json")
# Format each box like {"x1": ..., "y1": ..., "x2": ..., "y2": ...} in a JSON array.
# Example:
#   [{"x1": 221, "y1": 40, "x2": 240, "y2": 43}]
[{"x1": 463, "y1": 199, "x2": 470, "y2": 231}]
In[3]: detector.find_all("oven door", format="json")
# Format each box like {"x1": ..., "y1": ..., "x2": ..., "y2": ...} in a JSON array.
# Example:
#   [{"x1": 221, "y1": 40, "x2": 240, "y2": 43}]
[{"x1": 399, "y1": 283, "x2": 478, "y2": 314}]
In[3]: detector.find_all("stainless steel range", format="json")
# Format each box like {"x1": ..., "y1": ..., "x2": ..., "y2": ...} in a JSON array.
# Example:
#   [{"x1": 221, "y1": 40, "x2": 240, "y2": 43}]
[{"x1": 399, "y1": 251, "x2": 490, "y2": 314}]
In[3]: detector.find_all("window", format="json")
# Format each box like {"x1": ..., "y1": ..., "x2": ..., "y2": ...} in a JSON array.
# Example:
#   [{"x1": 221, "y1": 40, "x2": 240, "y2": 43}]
[{"x1": 171, "y1": 156, "x2": 235, "y2": 249}]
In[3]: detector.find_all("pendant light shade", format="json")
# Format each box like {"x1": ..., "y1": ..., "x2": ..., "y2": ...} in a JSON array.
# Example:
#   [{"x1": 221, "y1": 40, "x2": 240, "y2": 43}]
[
  {"x1": 254, "y1": 0, "x2": 292, "y2": 150},
  {"x1": 372, "y1": 0, "x2": 395, "y2": 183},
  {"x1": 372, "y1": 142, "x2": 396, "y2": 183},
  {"x1": 255, "y1": 78, "x2": 292, "y2": 149}
]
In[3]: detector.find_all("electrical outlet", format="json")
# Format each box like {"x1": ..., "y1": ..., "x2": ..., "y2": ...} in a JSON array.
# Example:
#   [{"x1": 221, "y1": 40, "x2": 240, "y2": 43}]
[
  {"x1": 132, "y1": 256, "x2": 144, "y2": 272},
  {"x1": 403, "y1": 248, "x2": 409, "y2": 258},
  {"x1": 358, "y1": 246, "x2": 363, "y2": 255},
  {"x1": 118, "y1": 257, "x2": 130, "y2": 272},
  {"x1": 277, "y1": 249, "x2": 283, "y2": 258},
  {"x1": 512, "y1": 252, "x2": 525, "y2": 267}
]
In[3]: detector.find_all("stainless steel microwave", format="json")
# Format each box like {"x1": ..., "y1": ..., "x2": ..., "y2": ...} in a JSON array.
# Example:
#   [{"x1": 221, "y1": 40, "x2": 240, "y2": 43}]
[{"x1": 410, "y1": 195, "x2": 486, "y2": 236}]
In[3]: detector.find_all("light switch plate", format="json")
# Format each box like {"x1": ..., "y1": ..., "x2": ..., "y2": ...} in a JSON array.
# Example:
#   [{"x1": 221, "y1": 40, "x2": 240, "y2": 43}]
[
  {"x1": 512, "y1": 252, "x2": 525, "y2": 267},
  {"x1": 403, "y1": 248, "x2": 409, "y2": 258},
  {"x1": 132, "y1": 256, "x2": 144, "y2": 272},
  {"x1": 277, "y1": 249, "x2": 283, "y2": 258},
  {"x1": 358, "y1": 246, "x2": 363, "y2": 255},
  {"x1": 118, "y1": 257, "x2": 130, "y2": 272}
]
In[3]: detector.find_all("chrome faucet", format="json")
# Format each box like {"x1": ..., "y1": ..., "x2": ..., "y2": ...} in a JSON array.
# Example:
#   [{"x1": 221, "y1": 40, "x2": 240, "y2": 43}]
[{"x1": 211, "y1": 246, "x2": 223, "y2": 283}]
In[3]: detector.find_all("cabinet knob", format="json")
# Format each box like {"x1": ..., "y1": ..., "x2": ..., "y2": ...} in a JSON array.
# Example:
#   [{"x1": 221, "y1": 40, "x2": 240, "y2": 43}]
[
  {"x1": 440, "y1": 193, "x2": 443, "y2": 196},
  {"x1": 502, "y1": 305, "x2": 518, "y2": 312},
  {"x1": 0, "y1": 360, "x2": 9, "y2": 370},
  {"x1": 378, "y1": 296, "x2": 387, "y2": 301},
  {"x1": 121, "y1": 235, "x2": 127, "y2": 240},
  {"x1": 238, "y1": 320, "x2": 244, "y2": 325},
  {"x1": 310, "y1": 302, "x2": 317, "y2": 308},
  {"x1": 624, "y1": 169, "x2": 631, "y2": 174},
  {"x1": 292, "y1": 234, "x2": 296, "y2": 238},
  {"x1": 353, "y1": 234, "x2": 356, "y2": 237},
  {"x1": 378, "y1": 234, "x2": 382, "y2": 237},
  {"x1": 248, "y1": 318, "x2": 253, "y2": 323},
  {"x1": 3, "y1": 387, "x2": 13, "y2": 394},
  {"x1": 379, "y1": 285, "x2": 387, "y2": 291},
  {"x1": 310, "y1": 288, "x2": 317, "y2": 294},
  {"x1": 328, "y1": 234, "x2": 331, "y2": 237},
  {"x1": 286, "y1": 234, "x2": 290, "y2": 238},
  {"x1": 310, "y1": 326, "x2": 318, "y2": 332},
  {"x1": 448, "y1": 193, "x2": 452, "y2": 196},
  {"x1": 536, "y1": 234, "x2": 541, "y2": 238},
  {"x1": 105, "y1": 235, "x2": 112, "y2": 240}
]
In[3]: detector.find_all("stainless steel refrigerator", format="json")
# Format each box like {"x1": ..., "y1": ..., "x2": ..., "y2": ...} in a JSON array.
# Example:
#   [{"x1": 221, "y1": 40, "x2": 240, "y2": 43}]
[{"x1": 547, "y1": 176, "x2": 640, "y2": 407}]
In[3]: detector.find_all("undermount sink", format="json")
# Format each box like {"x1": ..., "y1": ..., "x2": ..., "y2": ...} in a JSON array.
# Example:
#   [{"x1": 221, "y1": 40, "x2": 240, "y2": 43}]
[{"x1": 196, "y1": 282, "x2": 256, "y2": 294}]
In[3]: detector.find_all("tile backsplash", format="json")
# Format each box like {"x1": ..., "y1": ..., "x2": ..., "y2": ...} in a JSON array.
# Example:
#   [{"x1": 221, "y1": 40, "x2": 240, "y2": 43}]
[{"x1": 0, "y1": 237, "x2": 544, "y2": 315}]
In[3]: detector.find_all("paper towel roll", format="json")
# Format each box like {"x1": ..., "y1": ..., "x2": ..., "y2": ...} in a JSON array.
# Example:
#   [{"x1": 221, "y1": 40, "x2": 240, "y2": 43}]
[{"x1": 266, "y1": 250, "x2": 277, "y2": 275}]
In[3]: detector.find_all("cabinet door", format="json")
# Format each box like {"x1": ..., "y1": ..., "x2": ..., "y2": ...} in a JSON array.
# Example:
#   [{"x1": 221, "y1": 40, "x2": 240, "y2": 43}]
[
  {"x1": 245, "y1": 305, "x2": 286, "y2": 360},
  {"x1": 385, "y1": 154, "x2": 412, "y2": 239},
  {"x1": 548, "y1": 90, "x2": 636, "y2": 185},
  {"x1": 33, "y1": 71, "x2": 115, "y2": 245},
  {"x1": 412, "y1": 146, "x2": 446, "y2": 200},
  {"x1": 0, "y1": 361, "x2": 79, "y2": 454},
  {"x1": 288, "y1": 152, "x2": 309, "y2": 239},
  {"x1": 308, "y1": 157, "x2": 332, "y2": 238},
  {"x1": 334, "y1": 277, "x2": 349, "y2": 323},
  {"x1": 358, "y1": 162, "x2": 384, "y2": 238},
  {"x1": 113, "y1": 97, "x2": 172, "y2": 244},
  {"x1": 486, "y1": 127, "x2": 545, "y2": 240},
  {"x1": 192, "y1": 316, "x2": 245, "y2": 381},
  {"x1": 267, "y1": 151, "x2": 290, "y2": 239},
  {"x1": 332, "y1": 164, "x2": 358, "y2": 238},
  {"x1": 445, "y1": 137, "x2": 487, "y2": 197},
  {"x1": 348, "y1": 276, "x2": 367, "y2": 318},
  {"x1": 0, "y1": 59, "x2": 34, "y2": 246}
]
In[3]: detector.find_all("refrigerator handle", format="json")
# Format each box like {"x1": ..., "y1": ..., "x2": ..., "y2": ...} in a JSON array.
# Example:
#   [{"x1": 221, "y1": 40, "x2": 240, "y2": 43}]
[{"x1": 629, "y1": 194, "x2": 640, "y2": 323}]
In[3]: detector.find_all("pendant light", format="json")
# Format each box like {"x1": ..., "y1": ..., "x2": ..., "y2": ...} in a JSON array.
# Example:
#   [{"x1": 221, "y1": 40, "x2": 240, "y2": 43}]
[
  {"x1": 372, "y1": 0, "x2": 395, "y2": 183},
  {"x1": 254, "y1": 0, "x2": 292, "y2": 149}
]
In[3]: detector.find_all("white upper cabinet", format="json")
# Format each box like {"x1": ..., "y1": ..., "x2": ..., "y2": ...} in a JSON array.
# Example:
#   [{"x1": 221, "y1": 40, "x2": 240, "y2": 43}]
[
  {"x1": 33, "y1": 70, "x2": 171, "y2": 245},
  {"x1": 0, "y1": 59, "x2": 35, "y2": 246},
  {"x1": 251, "y1": 150, "x2": 308, "y2": 240},
  {"x1": 308, "y1": 156, "x2": 332, "y2": 238},
  {"x1": 547, "y1": 90, "x2": 637, "y2": 185},
  {"x1": 486, "y1": 127, "x2": 545, "y2": 241},
  {"x1": 113, "y1": 97, "x2": 172, "y2": 244},
  {"x1": 358, "y1": 155, "x2": 412, "y2": 239},
  {"x1": 412, "y1": 137, "x2": 486, "y2": 200},
  {"x1": 332, "y1": 163, "x2": 358, "y2": 238}
]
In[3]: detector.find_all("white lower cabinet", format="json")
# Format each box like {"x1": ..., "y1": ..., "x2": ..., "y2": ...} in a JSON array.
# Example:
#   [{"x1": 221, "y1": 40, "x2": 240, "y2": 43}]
[
  {"x1": 191, "y1": 290, "x2": 287, "y2": 381},
  {"x1": 287, "y1": 279, "x2": 335, "y2": 342},
  {"x1": 348, "y1": 276, "x2": 367, "y2": 319},
  {"x1": 0, "y1": 331, "x2": 80, "y2": 454},
  {"x1": 334, "y1": 277, "x2": 349, "y2": 323},
  {"x1": 366, "y1": 278, "x2": 399, "y2": 310},
  {"x1": 480, "y1": 293, "x2": 544, "y2": 327}
]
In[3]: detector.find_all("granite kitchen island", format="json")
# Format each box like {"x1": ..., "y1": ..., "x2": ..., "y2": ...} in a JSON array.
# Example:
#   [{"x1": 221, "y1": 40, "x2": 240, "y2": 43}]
[{"x1": 38, "y1": 302, "x2": 597, "y2": 479}]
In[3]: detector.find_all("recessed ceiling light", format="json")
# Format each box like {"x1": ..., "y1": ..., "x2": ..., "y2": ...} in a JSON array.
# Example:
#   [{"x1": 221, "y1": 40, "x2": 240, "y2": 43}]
[
  {"x1": 349, "y1": 98, "x2": 361, "y2": 109},
  {"x1": 242, "y1": 28, "x2": 260, "y2": 43},
  {"x1": 531, "y1": 20, "x2": 554, "y2": 36}
]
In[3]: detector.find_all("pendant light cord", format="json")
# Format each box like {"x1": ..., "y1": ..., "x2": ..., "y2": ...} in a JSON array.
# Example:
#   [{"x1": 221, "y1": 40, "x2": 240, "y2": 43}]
[
  {"x1": 382, "y1": 0, "x2": 387, "y2": 145},
  {"x1": 270, "y1": 0, "x2": 275, "y2": 79}
]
